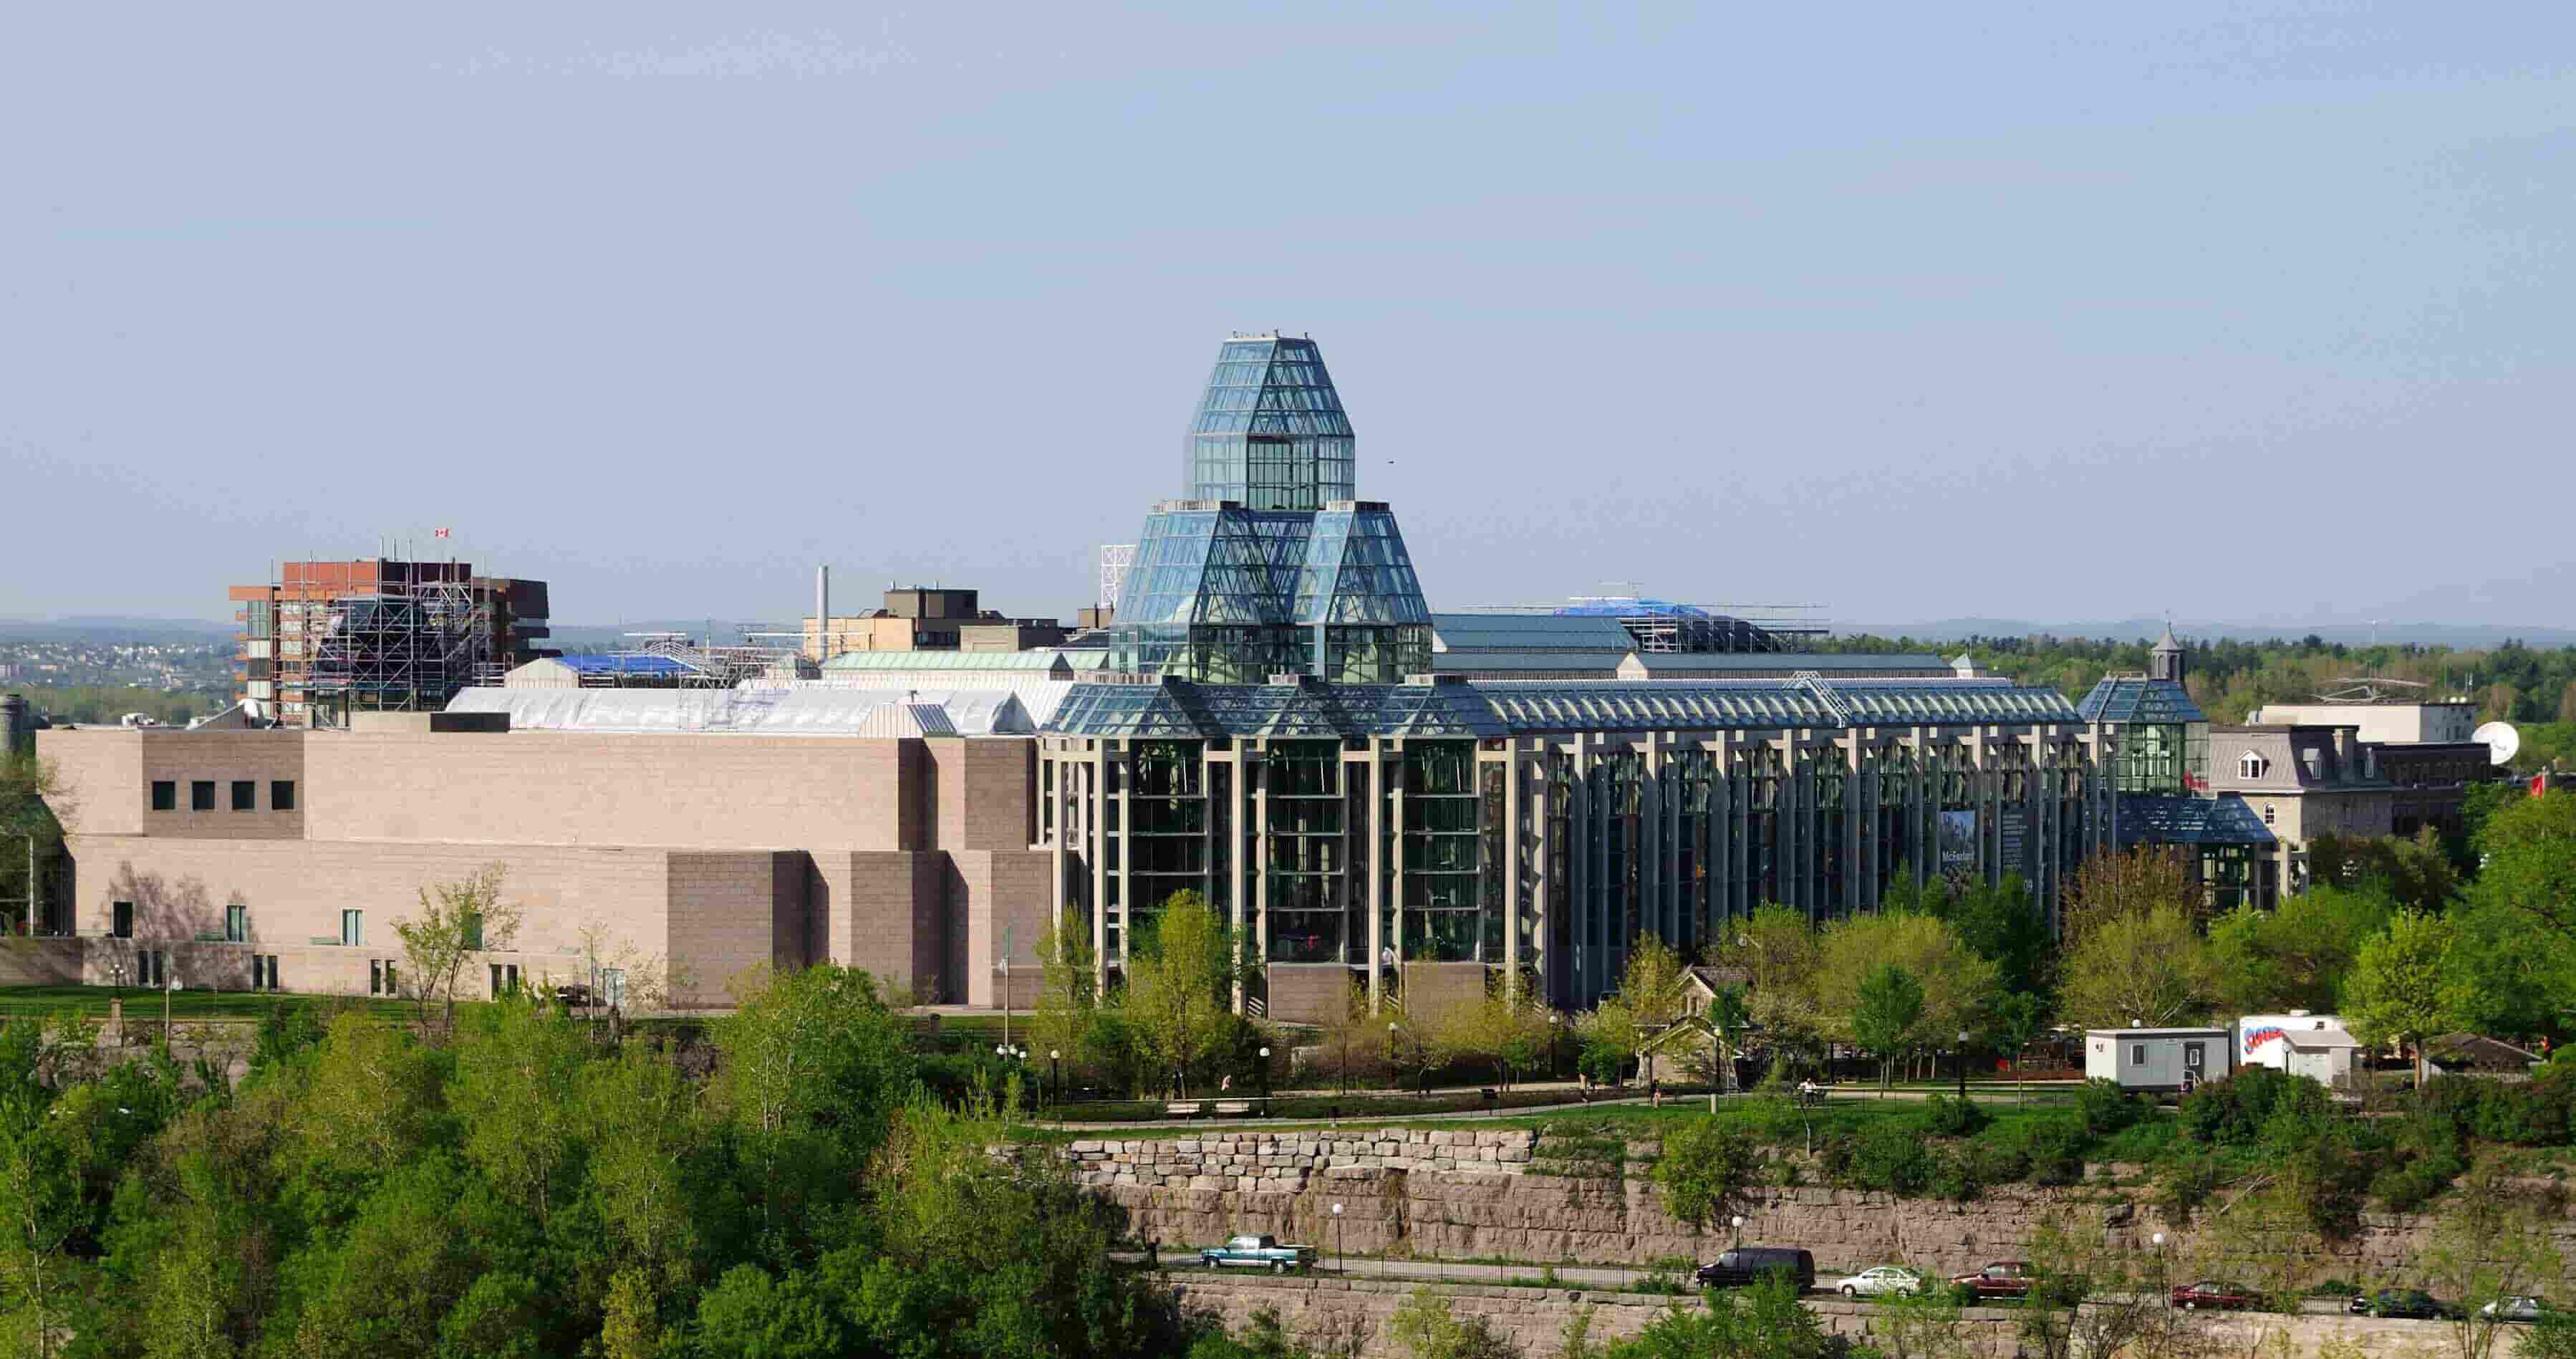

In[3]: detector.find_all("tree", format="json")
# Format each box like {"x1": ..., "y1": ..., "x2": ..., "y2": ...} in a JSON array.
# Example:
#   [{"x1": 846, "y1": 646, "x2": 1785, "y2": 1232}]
[
  {"x1": 1654, "y1": 1115, "x2": 1759, "y2": 1229},
  {"x1": 1813, "y1": 911, "x2": 1997, "y2": 1080},
  {"x1": 2057, "y1": 899, "x2": 2214, "y2": 1031},
  {"x1": 1988, "y1": 991, "x2": 2049, "y2": 1104},
  {"x1": 1939, "y1": 871, "x2": 2051, "y2": 998},
  {"x1": 395, "y1": 861, "x2": 519, "y2": 1038},
  {"x1": 2423, "y1": 1163, "x2": 2565, "y2": 1359},
  {"x1": 2477, "y1": 790, "x2": 2576, "y2": 940},
  {"x1": 2207, "y1": 885, "x2": 2392, "y2": 1016},
  {"x1": 2307, "y1": 829, "x2": 2459, "y2": 913},
  {"x1": 1029, "y1": 921, "x2": 1102, "y2": 1085},
  {"x1": 1717, "y1": 905, "x2": 1823, "y2": 1060},
  {"x1": 1600, "y1": 1272, "x2": 1828, "y2": 1359},
  {"x1": 1852, "y1": 964, "x2": 1924, "y2": 1096},
  {"x1": 1119, "y1": 893, "x2": 1244, "y2": 1098},
  {"x1": 1312, "y1": 979, "x2": 1389, "y2": 1093},
  {"x1": 0, "y1": 1125, "x2": 81, "y2": 1358},
  {"x1": 2343, "y1": 911, "x2": 2468, "y2": 1087}
]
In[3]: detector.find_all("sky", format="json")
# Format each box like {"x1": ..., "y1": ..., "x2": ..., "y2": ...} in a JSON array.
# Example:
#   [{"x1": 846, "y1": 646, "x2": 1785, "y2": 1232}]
[{"x1": 3, "y1": 3, "x2": 2572, "y2": 631}]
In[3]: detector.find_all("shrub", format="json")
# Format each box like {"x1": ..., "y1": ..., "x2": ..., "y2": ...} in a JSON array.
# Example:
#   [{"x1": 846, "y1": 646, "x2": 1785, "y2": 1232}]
[
  {"x1": 1850, "y1": 1119, "x2": 1934, "y2": 1195},
  {"x1": 1656, "y1": 1118, "x2": 1760, "y2": 1227},
  {"x1": 2180, "y1": 1067, "x2": 2335, "y2": 1147},
  {"x1": 2022, "y1": 1115, "x2": 2089, "y2": 1186},
  {"x1": 2370, "y1": 1151, "x2": 2462, "y2": 1213},
  {"x1": 1928, "y1": 1146, "x2": 1982, "y2": 1201},
  {"x1": 2076, "y1": 1078, "x2": 2146, "y2": 1137},
  {"x1": 1962, "y1": 1137, "x2": 2030, "y2": 1187},
  {"x1": 1913, "y1": 1093, "x2": 1990, "y2": 1138}
]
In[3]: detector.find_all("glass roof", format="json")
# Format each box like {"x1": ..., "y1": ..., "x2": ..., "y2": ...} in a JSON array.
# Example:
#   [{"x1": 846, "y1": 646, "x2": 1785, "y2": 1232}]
[
  {"x1": 2077, "y1": 676, "x2": 2206, "y2": 724},
  {"x1": 1185, "y1": 336, "x2": 1356, "y2": 510},
  {"x1": 2116, "y1": 792, "x2": 2276, "y2": 847},
  {"x1": 1046, "y1": 676, "x2": 2085, "y2": 738},
  {"x1": 1429, "y1": 613, "x2": 1636, "y2": 652}
]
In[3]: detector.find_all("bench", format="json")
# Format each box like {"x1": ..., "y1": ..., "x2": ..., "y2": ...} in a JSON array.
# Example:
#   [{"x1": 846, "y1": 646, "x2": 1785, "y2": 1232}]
[
  {"x1": 1166, "y1": 1101, "x2": 1207, "y2": 1119},
  {"x1": 1213, "y1": 1100, "x2": 1262, "y2": 1118}
]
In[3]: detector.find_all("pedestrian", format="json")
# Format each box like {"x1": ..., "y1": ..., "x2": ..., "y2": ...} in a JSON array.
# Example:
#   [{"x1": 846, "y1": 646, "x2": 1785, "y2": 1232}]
[{"x1": 1650, "y1": 1077, "x2": 1661, "y2": 1108}]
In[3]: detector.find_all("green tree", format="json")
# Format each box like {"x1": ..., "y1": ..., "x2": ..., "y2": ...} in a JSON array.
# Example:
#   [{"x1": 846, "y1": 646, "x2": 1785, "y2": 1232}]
[
  {"x1": 2207, "y1": 884, "x2": 2392, "y2": 1015},
  {"x1": 2423, "y1": 1164, "x2": 2566, "y2": 1359},
  {"x1": 1030, "y1": 920, "x2": 1102, "y2": 1087},
  {"x1": 2057, "y1": 898, "x2": 2213, "y2": 1031},
  {"x1": 1987, "y1": 990, "x2": 2049, "y2": 1104},
  {"x1": 1852, "y1": 964, "x2": 1925, "y2": 1095},
  {"x1": 2343, "y1": 910, "x2": 2468, "y2": 1086},
  {"x1": 394, "y1": 860, "x2": 519, "y2": 1037},
  {"x1": 716, "y1": 964, "x2": 920, "y2": 1247},
  {"x1": 1814, "y1": 911, "x2": 1997, "y2": 1080},
  {"x1": 1601, "y1": 1272, "x2": 1827, "y2": 1359},
  {"x1": 1120, "y1": 892, "x2": 1245, "y2": 1098},
  {"x1": 2478, "y1": 790, "x2": 2576, "y2": 939},
  {"x1": 1715, "y1": 905, "x2": 1823, "y2": 1060},
  {"x1": 1939, "y1": 871, "x2": 2050, "y2": 998},
  {"x1": 1654, "y1": 1115, "x2": 1759, "y2": 1229},
  {"x1": 0, "y1": 1124, "x2": 81, "y2": 1358}
]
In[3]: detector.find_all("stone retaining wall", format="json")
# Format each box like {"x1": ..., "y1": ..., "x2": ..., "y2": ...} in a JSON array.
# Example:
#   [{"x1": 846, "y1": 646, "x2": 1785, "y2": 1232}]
[
  {"x1": 1164, "y1": 1274, "x2": 2455, "y2": 1359},
  {"x1": 1067, "y1": 1127, "x2": 2576, "y2": 1293}
]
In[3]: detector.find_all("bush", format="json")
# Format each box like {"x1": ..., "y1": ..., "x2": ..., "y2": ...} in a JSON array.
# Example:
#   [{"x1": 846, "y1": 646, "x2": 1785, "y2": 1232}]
[
  {"x1": 2181, "y1": 1067, "x2": 2336, "y2": 1147},
  {"x1": 1849, "y1": 1119, "x2": 1934, "y2": 1195},
  {"x1": 1913, "y1": 1093, "x2": 1990, "y2": 1138},
  {"x1": 1928, "y1": 1146, "x2": 1982, "y2": 1201},
  {"x1": 2020, "y1": 1115, "x2": 2090, "y2": 1186},
  {"x1": 2370, "y1": 1151, "x2": 2463, "y2": 1213},
  {"x1": 1961, "y1": 1136, "x2": 2030, "y2": 1187},
  {"x1": 2076, "y1": 1078, "x2": 2146, "y2": 1137}
]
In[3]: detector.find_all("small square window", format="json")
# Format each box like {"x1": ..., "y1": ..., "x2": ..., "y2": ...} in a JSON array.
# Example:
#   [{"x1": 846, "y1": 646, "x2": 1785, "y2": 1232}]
[
  {"x1": 271, "y1": 780, "x2": 296, "y2": 812},
  {"x1": 231, "y1": 781, "x2": 256, "y2": 812},
  {"x1": 150, "y1": 782, "x2": 176, "y2": 812},
  {"x1": 190, "y1": 781, "x2": 215, "y2": 812}
]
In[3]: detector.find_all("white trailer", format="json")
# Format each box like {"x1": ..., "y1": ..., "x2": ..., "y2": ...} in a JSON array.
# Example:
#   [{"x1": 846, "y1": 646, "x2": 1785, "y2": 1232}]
[
  {"x1": 2084, "y1": 1027, "x2": 2232, "y2": 1095},
  {"x1": 2236, "y1": 1012, "x2": 2361, "y2": 1087}
]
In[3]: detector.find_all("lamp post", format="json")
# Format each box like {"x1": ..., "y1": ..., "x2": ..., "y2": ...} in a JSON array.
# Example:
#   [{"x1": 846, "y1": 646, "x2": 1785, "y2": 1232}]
[
  {"x1": 1389, "y1": 1020, "x2": 1401, "y2": 1095},
  {"x1": 1730, "y1": 1214, "x2": 1746, "y2": 1249},
  {"x1": 2151, "y1": 1231, "x2": 2169, "y2": 1308},
  {"x1": 1331, "y1": 1201, "x2": 1344, "y2": 1274},
  {"x1": 1049, "y1": 1048, "x2": 1062, "y2": 1110},
  {"x1": 1258, "y1": 1045, "x2": 1270, "y2": 1100},
  {"x1": 1957, "y1": 1029, "x2": 1970, "y2": 1103}
]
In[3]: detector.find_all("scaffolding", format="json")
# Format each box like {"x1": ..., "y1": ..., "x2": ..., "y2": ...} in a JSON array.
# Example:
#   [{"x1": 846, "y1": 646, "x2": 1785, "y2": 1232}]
[
  {"x1": 306, "y1": 570, "x2": 496, "y2": 728},
  {"x1": 616, "y1": 633, "x2": 798, "y2": 689}
]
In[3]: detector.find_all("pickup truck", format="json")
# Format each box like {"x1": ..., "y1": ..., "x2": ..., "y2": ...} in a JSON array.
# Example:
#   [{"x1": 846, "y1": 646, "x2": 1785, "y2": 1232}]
[{"x1": 1200, "y1": 1234, "x2": 1319, "y2": 1274}]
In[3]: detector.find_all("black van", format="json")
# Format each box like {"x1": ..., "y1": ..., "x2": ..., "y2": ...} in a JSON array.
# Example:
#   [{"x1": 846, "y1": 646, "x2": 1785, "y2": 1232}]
[{"x1": 1694, "y1": 1248, "x2": 1817, "y2": 1291}]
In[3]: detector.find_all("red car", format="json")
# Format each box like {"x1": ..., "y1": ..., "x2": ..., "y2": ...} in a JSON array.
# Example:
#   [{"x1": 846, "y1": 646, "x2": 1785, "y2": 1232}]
[
  {"x1": 1951, "y1": 1262, "x2": 2035, "y2": 1298},
  {"x1": 2170, "y1": 1281, "x2": 2257, "y2": 1310}
]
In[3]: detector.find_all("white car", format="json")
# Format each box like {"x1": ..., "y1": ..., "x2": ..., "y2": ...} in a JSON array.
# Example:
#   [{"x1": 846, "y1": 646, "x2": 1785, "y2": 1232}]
[{"x1": 1835, "y1": 1266, "x2": 1925, "y2": 1298}]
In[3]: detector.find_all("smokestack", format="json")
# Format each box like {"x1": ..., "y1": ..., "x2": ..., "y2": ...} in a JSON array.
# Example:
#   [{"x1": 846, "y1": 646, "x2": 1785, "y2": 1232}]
[{"x1": 816, "y1": 565, "x2": 830, "y2": 661}]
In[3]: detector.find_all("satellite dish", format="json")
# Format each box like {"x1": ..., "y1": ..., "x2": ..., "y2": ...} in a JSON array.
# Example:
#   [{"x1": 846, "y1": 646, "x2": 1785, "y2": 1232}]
[{"x1": 2474, "y1": 721, "x2": 2521, "y2": 767}]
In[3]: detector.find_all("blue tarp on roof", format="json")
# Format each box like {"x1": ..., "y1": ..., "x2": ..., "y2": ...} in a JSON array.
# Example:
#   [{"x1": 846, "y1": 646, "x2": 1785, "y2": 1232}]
[
  {"x1": 2076, "y1": 676, "x2": 2204, "y2": 724},
  {"x1": 2116, "y1": 793, "x2": 2276, "y2": 847},
  {"x1": 554, "y1": 654, "x2": 692, "y2": 677},
  {"x1": 1554, "y1": 597, "x2": 1712, "y2": 619}
]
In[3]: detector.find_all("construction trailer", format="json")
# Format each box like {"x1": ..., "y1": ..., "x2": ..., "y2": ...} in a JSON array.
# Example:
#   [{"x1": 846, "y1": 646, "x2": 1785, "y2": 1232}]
[{"x1": 2085, "y1": 1027, "x2": 2234, "y2": 1095}]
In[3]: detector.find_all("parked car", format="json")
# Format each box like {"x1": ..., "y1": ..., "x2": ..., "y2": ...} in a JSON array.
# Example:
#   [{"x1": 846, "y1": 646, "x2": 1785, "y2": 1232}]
[
  {"x1": 1833, "y1": 1266, "x2": 1924, "y2": 1298},
  {"x1": 2352, "y1": 1289, "x2": 2456, "y2": 1320},
  {"x1": 1198, "y1": 1234, "x2": 1318, "y2": 1274},
  {"x1": 1951, "y1": 1262, "x2": 2035, "y2": 1299},
  {"x1": 2480, "y1": 1296, "x2": 2550, "y2": 1324},
  {"x1": 1694, "y1": 1248, "x2": 1817, "y2": 1292},
  {"x1": 2169, "y1": 1280, "x2": 2257, "y2": 1310}
]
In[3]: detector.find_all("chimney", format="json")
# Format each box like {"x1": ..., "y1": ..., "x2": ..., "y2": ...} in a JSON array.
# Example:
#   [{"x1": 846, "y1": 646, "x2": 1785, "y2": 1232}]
[
  {"x1": 816, "y1": 565, "x2": 830, "y2": 661},
  {"x1": 2333, "y1": 726, "x2": 2355, "y2": 777}
]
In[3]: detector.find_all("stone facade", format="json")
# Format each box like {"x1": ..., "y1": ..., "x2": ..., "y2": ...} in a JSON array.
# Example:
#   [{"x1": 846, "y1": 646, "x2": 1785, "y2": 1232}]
[{"x1": 41, "y1": 721, "x2": 1051, "y2": 1007}]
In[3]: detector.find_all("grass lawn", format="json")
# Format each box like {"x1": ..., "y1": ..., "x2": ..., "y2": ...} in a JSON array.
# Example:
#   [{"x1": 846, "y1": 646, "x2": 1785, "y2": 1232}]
[{"x1": 0, "y1": 984, "x2": 419, "y2": 1022}]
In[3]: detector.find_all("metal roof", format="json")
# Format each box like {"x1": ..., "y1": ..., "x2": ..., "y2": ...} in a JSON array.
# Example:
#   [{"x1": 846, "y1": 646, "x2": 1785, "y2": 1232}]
[
  {"x1": 1429, "y1": 613, "x2": 1636, "y2": 653},
  {"x1": 1043, "y1": 676, "x2": 2083, "y2": 739},
  {"x1": 2114, "y1": 793, "x2": 2276, "y2": 847},
  {"x1": 551, "y1": 654, "x2": 693, "y2": 676},
  {"x1": 2077, "y1": 676, "x2": 2205, "y2": 724},
  {"x1": 446, "y1": 686, "x2": 1034, "y2": 736},
  {"x1": 1430, "y1": 650, "x2": 1629, "y2": 674},
  {"x1": 820, "y1": 650, "x2": 1073, "y2": 673},
  {"x1": 1627, "y1": 653, "x2": 1949, "y2": 675}
]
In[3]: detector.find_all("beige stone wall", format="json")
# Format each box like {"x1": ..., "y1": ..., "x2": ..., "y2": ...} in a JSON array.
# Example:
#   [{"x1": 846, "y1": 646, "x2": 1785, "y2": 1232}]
[
  {"x1": 1268, "y1": 963, "x2": 1360, "y2": 1025},
  {"x1": 0, "y1": 939, "x2": 86, "y2": 986},
  {"x1": 931, "y1": 737, "x2": 1035, "y2": 853},
  {"x1": 44, "y1": 729, "x2": 307, "y2": 840},
  {"x1": 303, "y1": 731, "x2": 921, "y2": 851},
  {"x1": 957, "y1": 849, "x2": 1053, "y2": 1009}
]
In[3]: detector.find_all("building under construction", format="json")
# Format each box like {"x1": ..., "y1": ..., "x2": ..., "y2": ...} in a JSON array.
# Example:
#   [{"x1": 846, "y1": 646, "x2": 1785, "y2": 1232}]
[{"x1": 230, "y1": 560, "x2": 551, "y2": 727}]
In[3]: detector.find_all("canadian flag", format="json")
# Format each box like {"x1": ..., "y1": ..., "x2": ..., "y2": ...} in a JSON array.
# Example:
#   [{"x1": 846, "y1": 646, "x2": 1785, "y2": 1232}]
[{"x1": 433, "y1": 527, "x2": 452, "y2": 539}]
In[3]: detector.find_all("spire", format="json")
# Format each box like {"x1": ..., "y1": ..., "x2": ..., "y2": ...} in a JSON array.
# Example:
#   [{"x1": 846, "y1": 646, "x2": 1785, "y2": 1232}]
[{"x1": 2150, "y1": 621, "x2": 2186, "y2": 684}]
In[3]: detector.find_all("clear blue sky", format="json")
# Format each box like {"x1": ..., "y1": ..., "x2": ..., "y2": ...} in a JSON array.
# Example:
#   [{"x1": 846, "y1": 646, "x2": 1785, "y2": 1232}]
[{"x1": 4, "y1": 4, "x2": 2570, "y2": 630}]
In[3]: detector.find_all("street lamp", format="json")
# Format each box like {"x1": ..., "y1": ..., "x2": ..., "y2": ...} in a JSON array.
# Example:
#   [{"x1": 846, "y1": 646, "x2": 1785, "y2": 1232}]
[
  {"x1": 1389, "y1": 1021, "x2": 1401, "y2": 1095},
  {"x1": 1957, "y1": 1029, "x2": 1971, "y2": 1103},
  {"x1": 1730, "y1": 1214, "x2": 1746, "y2": 1249},
  {"x1": 1331, "y1": 1202, "x2": 1344, "y2": 1274},
  {"x1": 1258, "y1": 1045, "x2": 1271, "y2": 1100},
  {"x1": 2151, "y1": 1231, "x2": 2170, "y2": 1307},
  {"x1": 1049, "y1": 1048, "x2": 1062, "y2": 1108}
]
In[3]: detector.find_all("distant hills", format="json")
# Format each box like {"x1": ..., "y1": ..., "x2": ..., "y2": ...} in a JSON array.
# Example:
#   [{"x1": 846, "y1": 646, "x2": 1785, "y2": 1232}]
[
  {"x1": 0, "y1": 615, "x2": 236, "y2": 643},
  {"x1": 1833, "y1": 618, "x2": 2576, "y2": 649}
]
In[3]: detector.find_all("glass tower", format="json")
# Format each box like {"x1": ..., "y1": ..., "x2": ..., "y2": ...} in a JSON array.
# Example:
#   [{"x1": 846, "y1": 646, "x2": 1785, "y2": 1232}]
[
  {"x1": 1185, "y1": 335, "x2": 1355, "y2": 509},
  {"x1": 1109, "y1": 334, "x2": 1429, "y2": 683}
]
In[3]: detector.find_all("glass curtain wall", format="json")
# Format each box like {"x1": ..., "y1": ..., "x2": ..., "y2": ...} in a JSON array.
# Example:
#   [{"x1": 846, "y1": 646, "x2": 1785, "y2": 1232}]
[
  {"x1": 2117, "y1": 723, "x2": 2187, "y2": 794},
  {"x1": 1398, "y1": 741, "x2": 1484, "y2": 961},
  {"x1": 1127, "y1": 741, "x2": 1207, "y2": 933},
  {"x1": 1263, "y1": 741, "x2": 1347, "y2": 964}
]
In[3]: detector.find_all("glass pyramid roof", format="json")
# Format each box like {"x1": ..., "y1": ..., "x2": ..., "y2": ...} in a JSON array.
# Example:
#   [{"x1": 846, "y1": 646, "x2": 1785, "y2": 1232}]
[
  {"x1": 1185, "y1": 335, "x2": 1356, "y2": 510},
  {"x1": 2115, "y1": 792, "x2": 2275, "y2": 847},
  {"x1": 2076, "y1": 676, "x2": 2205, "y2": 724}
]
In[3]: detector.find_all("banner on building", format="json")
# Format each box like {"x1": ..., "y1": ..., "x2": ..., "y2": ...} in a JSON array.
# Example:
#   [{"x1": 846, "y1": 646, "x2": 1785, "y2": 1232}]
[{"x1": 1939, "y1": 809, "x2": 1978, "y2": 870}]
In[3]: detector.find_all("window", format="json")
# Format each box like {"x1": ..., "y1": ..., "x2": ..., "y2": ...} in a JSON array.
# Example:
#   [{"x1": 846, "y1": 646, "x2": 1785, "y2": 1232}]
[
  {"x1": 2262, "y1": 802, "x2": 2276, "y2": 826},
  {"x1": 2238, "y1": 752, "x2": 2269, "y2": 779},
  {"x1": 189, "y1": 781, "x2": 215, "y2": 812},
  {"x1": 340, "y1": 910, "x2": 363, "y2": 948},
  {"x1": 461, "y1": 912, "x2": 483, "y2": 951},
  {"x1": 271, "y1": 780, "x2": 296, "y2": 812},
  {"x1": 2131, "y1": 1045, "x2": 2146, "y2": 1065},
  {"x1": 231, "y1": 780, "x2": 256, "y2": 811},
  {"x1": 2184, "y1": 1042, "x2": 2206, "y2": 1070},
  {"x1": 138, "y1": 950, "x2": 166, "y2": 988},
  {"x1": 112, "y1": 901, "x2": 135, "y2": 938},
  {"x1": 225, "y1": 904, "x2": 247, "y2": 943},
  {"x1": 150, "y1": 782, "x2": 175, "y2": 812},
  {"x1": 601, "y1": 967, "x2": 627, "y2": 1009},
  {"x1": 251, "y1": 955, "x2": 279, "y2": 991},
  {"x1": 489, "y1": 963, "x2": 519, "y2": 997},
  {"x1": 370, "y1": 959, "x2": 398, "y2": 997}
]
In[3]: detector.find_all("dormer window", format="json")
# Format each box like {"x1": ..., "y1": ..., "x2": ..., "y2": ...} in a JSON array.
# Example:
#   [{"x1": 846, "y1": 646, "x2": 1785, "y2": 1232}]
[{"x1": 2239, "y1": 751, "x2": 2269, "y2": 779}]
